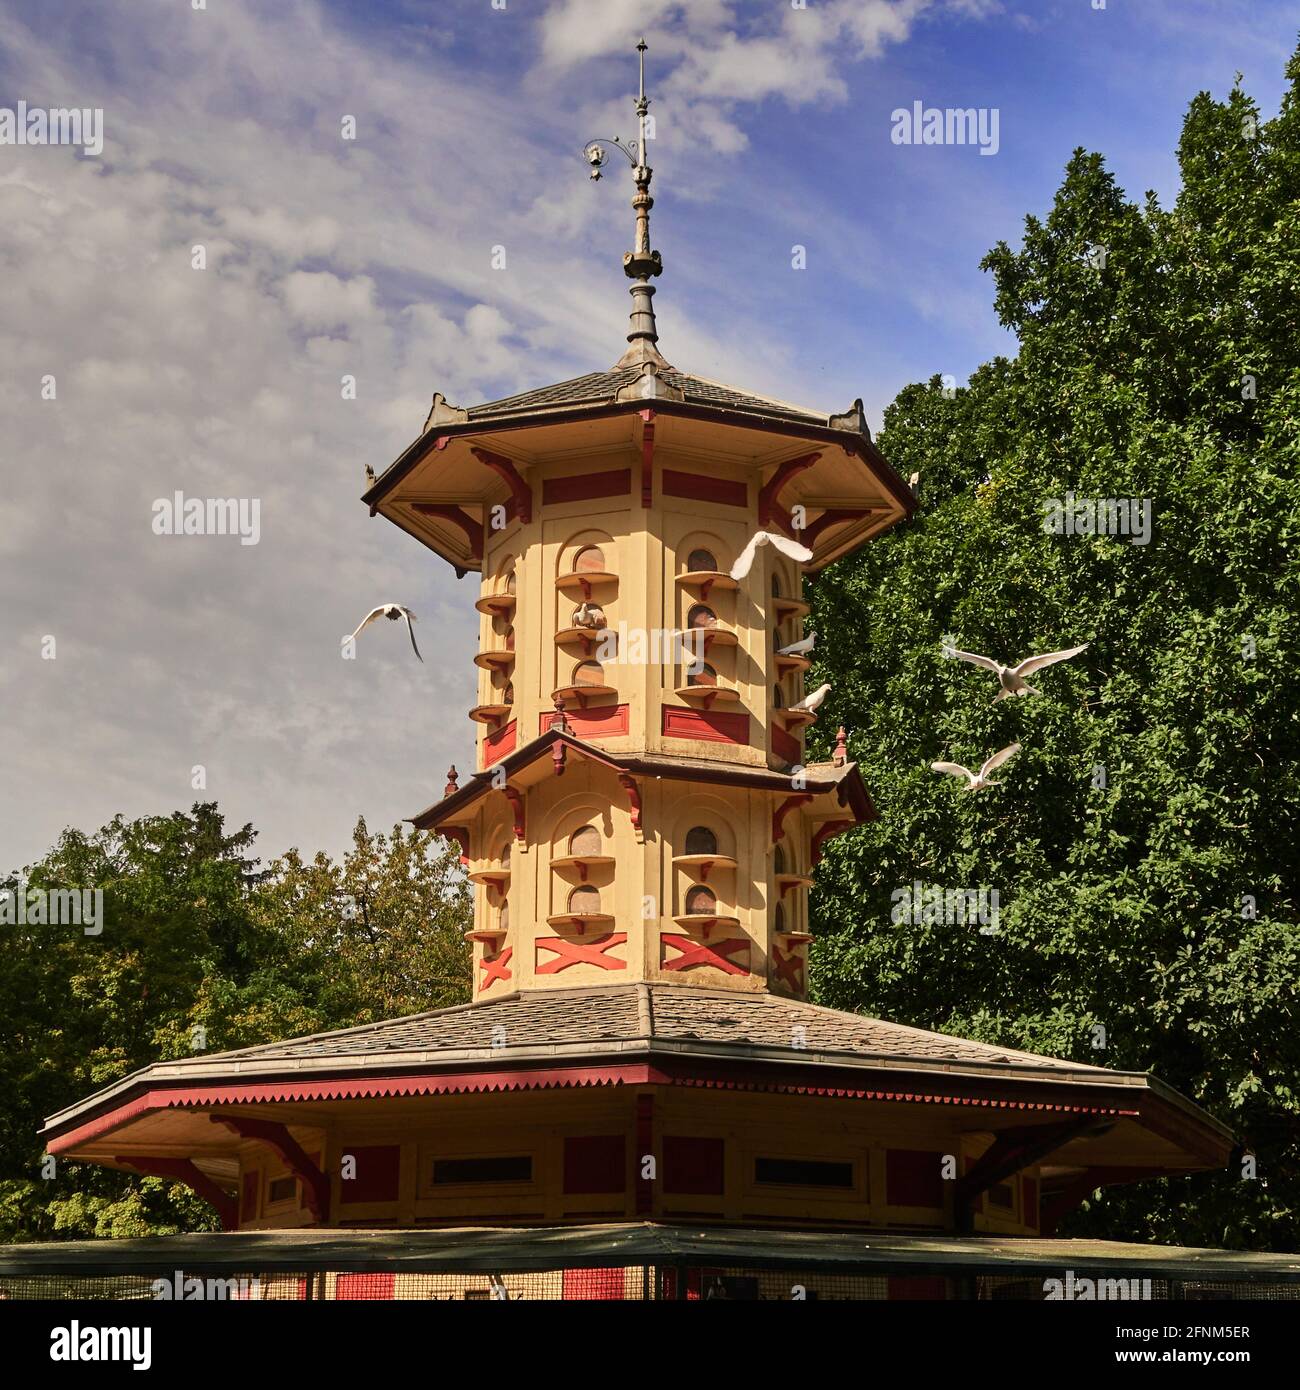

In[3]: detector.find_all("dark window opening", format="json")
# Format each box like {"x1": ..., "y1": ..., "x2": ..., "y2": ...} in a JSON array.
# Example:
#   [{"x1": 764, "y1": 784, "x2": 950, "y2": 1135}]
[
  {"x1": 432, "y1": 1156, "x2": 532, "y2": 1185},
  {"x1": 755, "y1": 1157, "x2": 854, "y2": 1189},
  {"x1": 267, "y1": 1175, "x2": 296, "y2": 1204},
  {"x1": 687, "y1": 548, "x2": 717, "y2": 572},
  {"x1": 685, "y1": 826, "x2": 718, "y2": 856}
]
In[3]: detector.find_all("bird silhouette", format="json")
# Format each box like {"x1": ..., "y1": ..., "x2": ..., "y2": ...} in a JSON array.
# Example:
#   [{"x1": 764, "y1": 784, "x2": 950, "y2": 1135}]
[
  {"x1": 942, "y1": 642, "x2": 1088, "y2": 700},
  {"x1": 931, "y1": 743, "x2": 1021, "y2": 792},
  {"x1": 730, "y1": 529, "x2": 814, "y2": 581},
  {"x1": 348, "y1": 604, "x2": 422, "y2": 661}
]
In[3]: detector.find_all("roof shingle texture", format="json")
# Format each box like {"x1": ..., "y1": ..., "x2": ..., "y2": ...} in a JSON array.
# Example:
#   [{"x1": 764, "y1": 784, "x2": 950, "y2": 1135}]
[{"x1": 181, "y1": 984, "x2": 1104, "y2": 1074}]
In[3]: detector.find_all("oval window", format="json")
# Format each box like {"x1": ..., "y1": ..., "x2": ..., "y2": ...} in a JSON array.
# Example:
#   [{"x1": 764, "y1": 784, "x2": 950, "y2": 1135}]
[
  {"x1": 687, "y1": 547, "x2": 717, "y2": 573},
  {"x1": 568, "y1": 824, "x2": 602, "y2": 858},
  {"x1": 687, "y1": 604, "x2": 717, "y2": 630},
  {"x1": 684, "y1": 826, "x2": 718, "y2": 857},
  {"x1": 685, "y1": 885, "x2": 717, "y2": 915},
  {"x1": 573, "y1": 545, "x2": 606, "y2": 573},
  {"x1": 568, "y1": 885, "x2": 601, "y2": 915}
]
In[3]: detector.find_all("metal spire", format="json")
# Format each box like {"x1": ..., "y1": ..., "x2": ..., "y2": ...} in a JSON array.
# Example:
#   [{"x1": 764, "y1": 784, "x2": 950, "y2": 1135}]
[{"x1": 584, "y1": 38, "x2": 671, "y2": 371}]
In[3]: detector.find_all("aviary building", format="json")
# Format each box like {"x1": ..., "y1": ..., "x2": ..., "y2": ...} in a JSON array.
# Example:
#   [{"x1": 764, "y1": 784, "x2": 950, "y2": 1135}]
[{"x1": 41, "y1": 45, "x2": 1231, "y2": 1251}]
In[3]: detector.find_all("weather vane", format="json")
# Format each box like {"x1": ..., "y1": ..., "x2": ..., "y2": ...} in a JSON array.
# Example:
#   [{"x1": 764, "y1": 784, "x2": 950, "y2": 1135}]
[{"x1": 583, "y1": 38, "x2": 666, "y2": 370}]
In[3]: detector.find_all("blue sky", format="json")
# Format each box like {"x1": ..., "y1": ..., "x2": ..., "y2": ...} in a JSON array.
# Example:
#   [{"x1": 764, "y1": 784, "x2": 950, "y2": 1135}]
[{"x1": 1, "y1": 0, "x2": 1296, "y2": 870}]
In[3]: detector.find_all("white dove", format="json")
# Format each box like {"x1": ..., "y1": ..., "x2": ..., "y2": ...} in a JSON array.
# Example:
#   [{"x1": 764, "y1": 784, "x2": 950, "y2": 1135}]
[
  {"x1": 730, "y1": 530, "x2": 814, "y2": 581},
  {"x1": 348, "y1": 603, "x2": 422, "y2": 662},
  {"x1": 571, "y1": 601, "x2": 604, "y2": 630},
  {"x1": 788, "y1": 682, "x2": 831, "y2": 715},
  {"x1": 931, "y1": 743, "x2": 1021, "y2": 792},
  {"x1": 942, "y1": 642, "x2": 1088, "y2": 701},
  {"x1": 776, "y1": 632, "x2": 816, "y2": 657}
]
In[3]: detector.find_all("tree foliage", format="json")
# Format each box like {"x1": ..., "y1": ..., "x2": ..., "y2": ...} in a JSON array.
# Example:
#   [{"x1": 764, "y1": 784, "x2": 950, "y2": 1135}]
[
  {"x1": 0, "y1": 805, "x2": 470, "y2": 1241},
  {"x1": 808, "y1": 53, "x2": 1300, "y2": 1250}
]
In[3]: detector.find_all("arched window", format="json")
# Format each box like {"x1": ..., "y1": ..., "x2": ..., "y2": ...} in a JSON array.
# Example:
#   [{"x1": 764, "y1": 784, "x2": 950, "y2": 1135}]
[
  {"x1": 505, "y1": 569, "x2": 517, "y2": 595},
  {"x1": 685, "y1": 885, "x2": 717, "y2": 915},
  {"x1": 568, "y1": 824, "x2": 602, "y2": 857},
  {"x1": 573, "y1": 659, "x2": 605, "y2": 687},
  {"x1": 503, "y1": 681, "x2": 515, "y2": 705},
  {"x1": 499, "y1": 900, "x2": 510, "y2": 933},
  {"x1": 689, "y1": 663, "x2": 717, "y2": 687},
  {"x1": 772, "y1": 684, "x2": 785, "y2": 708},
  {"x1": 685, "y1": 826, "x2": 718, "y2": 856},
  {"x1": 687, "y1": 547, "x2": 718, "y2": 573},
  {"x1": 687, "y1": 603, "x2": 717, "y2": 630},
  {"x1": 504, "y1": 625, "x2": 515, "y2": 651},
  {"x1": 773, "y1": 842, "x2": 786, "y2": 874},
  {"x1": 573, "y1": 544, "x2": 606, "y2": 573},
  {"x1": 568, "y1": 885, "x2": 601, "y2": 915},
  {"x1": 501, "y1": 843, "x2": 511, "y2": 868},
  {"x1": 771, "y1": 573, "x2": 784, "y2": 598},
  {"x1": 774, "y1": 903, "x2": 786, "y2": 935}
]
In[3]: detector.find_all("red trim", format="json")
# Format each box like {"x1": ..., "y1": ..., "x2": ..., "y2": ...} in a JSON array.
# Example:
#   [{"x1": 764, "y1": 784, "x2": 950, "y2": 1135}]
[
  {"x1": 483, "y1": 719, "x2": 517, "y2": 766},
  {"x1": 635, "y1": 1093, "x2": 654, "y2": 1216},
  {"x1": 811, "y1": 819, "x2": 855, "y2": 865},
  {"x1": 771, "y1": 722, "x2": 802, "y2": 764},
  {"x1": 661, "y1": 469, "x2": 748, "y2": 508},
  {"x1": 209, "y1": 1116, "x2": 329, "y2": 1222},
  {"x1": 479, "y1": 946, "x2": 513, "y2": 989},
  {"x1": 542, "y1": 469, "x2": 631, "y2": 505},
  {"x1": 410, "y1": 503, "x2": 484, "y2": 558},
  {"x1": 661, "y1": 706, "x2": 749, "y2": 745},
  {"x1": 661, "y1": 935, "x2": 750, "y2": 976},
  {"x1": 617, "y1": 774, "x2": 643, "y2": 839},
  {"x1": 536, "y1": 933, "x2": 628, "y2": 974},
  {"x1": 758, "y1": 452, "x2": 820, "y2": 528},
  {"x1": 116, "y1": 1155, "x2": 238, "y2": 1231},
  {"x1": 540, "y1": 703, "x2": 629, "y2": 739},
  {"x1": 470, "y1": 447, "x2": 532, "y2": 523},
  {"x1": 800, "y1": 508, "x2": 875, "y2": 547},
  {"x1": 770, "y1": 943, "x2": 805, "y2": 992},
  {"x1": 640, "y1": 409, "x2": 655, "y2": 508},
  {"x1": 501, "y1": 785, "x2": 525, "y2": 843},
  {"x1": 772, "y1": 794, "x2": 813, "y2": 844}
]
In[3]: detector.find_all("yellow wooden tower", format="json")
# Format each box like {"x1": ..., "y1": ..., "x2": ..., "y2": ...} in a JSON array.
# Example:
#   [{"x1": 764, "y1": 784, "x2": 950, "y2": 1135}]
[{"x1": 366, "y1": 43, "x2": 914, "y2": 1003}]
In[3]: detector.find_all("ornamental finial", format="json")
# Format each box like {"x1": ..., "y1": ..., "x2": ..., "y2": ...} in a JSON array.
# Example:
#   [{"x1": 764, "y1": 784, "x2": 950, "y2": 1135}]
[
  {"x1": 583, "y1": 39, "x2": 671, "y2": 372},
  {"x1": 444, "y1": 765, "x2": 460, "y2": 795},
  {"x1": 833, "y1": 727, "x2": 848, "y2": 768}
]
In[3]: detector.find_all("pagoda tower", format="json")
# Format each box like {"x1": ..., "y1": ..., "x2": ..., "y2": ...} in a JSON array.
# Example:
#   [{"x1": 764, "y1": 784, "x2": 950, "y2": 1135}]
[
  {"x1": 40, "y1": 45, "x2": 1232, "y2": 1247},
  {"x1": 374, "y1": 42, "x2": 909, "y2": 1003}
]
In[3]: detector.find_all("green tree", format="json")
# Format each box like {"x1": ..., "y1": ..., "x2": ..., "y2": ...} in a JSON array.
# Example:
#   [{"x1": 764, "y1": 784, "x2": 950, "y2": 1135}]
[
  {"x1": 0, "y1": 806, "x2": 470, "y2": 1241},
  {"x1": 808, "y1": 53, "x2": 1300, "y2": 1250}
]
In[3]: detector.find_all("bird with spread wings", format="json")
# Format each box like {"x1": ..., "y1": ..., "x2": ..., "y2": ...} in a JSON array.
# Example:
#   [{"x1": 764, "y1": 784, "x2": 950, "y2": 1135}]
[
  {"x1": 942, "y1": 642, "x2": 1088, "y2": 700},
  {"x1": 729, "y1": 529, "x2": 814, "y2": 581},
  {"x1": 931, "y1": 743, "x2": 1021, "y2": 792},
  {"x1": 348, "y1": 604, "x2": 423, "y2": 661}
]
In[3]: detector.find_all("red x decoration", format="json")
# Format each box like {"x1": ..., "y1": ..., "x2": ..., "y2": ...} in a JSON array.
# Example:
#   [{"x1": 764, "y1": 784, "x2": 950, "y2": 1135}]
[
  {"x1": 661, "y1": 935, "x2": 750, "y2": 976},
  {"x1": 770, "y1": 943, "x2": 804, "y2": 991},
  {"x1": 536, "y1": 933, "x2": 628, "y2": 975},
  {"x1": 479, "y1": 946, "x2": 513, "y2": 989}
]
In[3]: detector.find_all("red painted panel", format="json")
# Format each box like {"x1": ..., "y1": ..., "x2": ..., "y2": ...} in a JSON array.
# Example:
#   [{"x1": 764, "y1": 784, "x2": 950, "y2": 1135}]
[
  {"x1": 888, "y1": 1277, "x2": 948, "y2": 1301},
  {"x1": 563, "y1": 1135, "x2": 626, "y2": 1195},
  {"x1": 540, "y1": 703, "x2": 629, "y2": 739},
  {"x1": 661, "y1": 705, "x2": 749, "y2": 745},
  {"x1": 483, "y1": 719, "x2": 516, "y2": 766},
  {"x1": 885, "y1": 1149, "x2": 945, "y2": 1208},
  {"x1": 542, "y1": 469, "x2": 632, "y2": 505},
  {"x1": 240, "y1": 1170, "x2": 259, "y2": 1223},
  {"x1": 661, "y1": 468, "x2": 748, "y2": 508},
  {"x1": 336, "y1": 1273, "x2": 396, "y2": 1300},
  {"x1": 771, "y1": 722, "x2": 802, "y2": 764},
  {"x1": 562, "y1": 1267, "x2": 626, "y2": 1299},
  {"x1": 663, "y1": 1135, "x2": 725, "y2": 1195},
  {"x1": 340, "y1": 1143, "x2": 401, "y2": 1204}
]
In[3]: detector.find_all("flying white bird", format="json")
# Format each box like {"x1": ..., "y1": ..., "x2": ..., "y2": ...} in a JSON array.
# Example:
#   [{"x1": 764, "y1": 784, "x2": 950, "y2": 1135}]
[
  {"x1": 942, "y1": 642, "x2": 1089, "y2": 701},
  {"x1": 730, "y1": 530, "x2": 814, "y2": 581},
  {"x1": 788, "y1": 682, "x2": 831, "y2": 715},
  {"x1": 931, "y1": 743, "x2": 1021, "y2": 792},
  {"x1": 348, "y1": 603, "x2": 422, "y2": 661},
  {"x1": 776, "y1": 632, "x2": 816, "y2": 657}
]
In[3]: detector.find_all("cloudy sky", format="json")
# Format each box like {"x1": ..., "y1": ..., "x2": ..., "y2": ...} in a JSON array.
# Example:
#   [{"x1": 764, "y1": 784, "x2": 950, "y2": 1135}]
[{"x1": 1, "y1": 0, "x2": 1293, "y2": 872}]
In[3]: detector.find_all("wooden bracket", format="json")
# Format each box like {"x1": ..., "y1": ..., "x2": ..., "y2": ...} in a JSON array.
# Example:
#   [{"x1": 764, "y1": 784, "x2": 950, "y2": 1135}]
[
  {"x1": 772, "y1": 794, "x2": 813, "y2": 845},
  {"x1": 115, "y1": 1155, "x2": 238, "y2": 1231},
  {"x1": 799, "y1": 507, "x2": 875, "y2": 548},
  {"x1": 411, "y1": 503, "x2": 484, "y2": 559},
  {"x1": 954, "y1": 1120, "x2": 1096, "y2": 1234},
  {"x1": 811, "y1": 819, "x2": 854, "y2": 865},
  {"x1": 208, "y1": 1116, "x2": 329, "y2": 1223},
  {"x1": 758, "y1": 452, "x2": 820, "y2": 529},
  {"x1": 618, "y1": 774, "x2": 644, "y2": 842},
  {"x1": 471, "y1": 447, "x2": 532, "y2": 524},
  {"x1": 501, "y1": 785, "x2": 526, "y2": 847}
]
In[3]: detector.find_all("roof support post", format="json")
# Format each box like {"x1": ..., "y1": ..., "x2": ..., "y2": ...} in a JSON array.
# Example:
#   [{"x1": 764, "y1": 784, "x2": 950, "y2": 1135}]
[{"x1": 953, "y1": 1119, "x2": 1096, "y2": 1234}]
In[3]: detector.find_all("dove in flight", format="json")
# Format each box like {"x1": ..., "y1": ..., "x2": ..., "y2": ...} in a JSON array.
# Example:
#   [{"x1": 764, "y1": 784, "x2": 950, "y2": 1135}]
[
  {"x1": 348, "y1": 604, "x2": 422, "y2": 661},
  {"x1": 730, "y1": 529, "x2": 814, "y2": 581},
  {"x1": 776, "y1": 632, "x2": 816, "y2": 657},
  {"x1": 931, "y1": 743, "x2": 1021, "y2": 792},
  {"x1": 788, "y1": 682, "x2": 831, "y2": 715},
  {"x1": 942, "y1": 641, "x2": 1088, "y2": 700}
]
